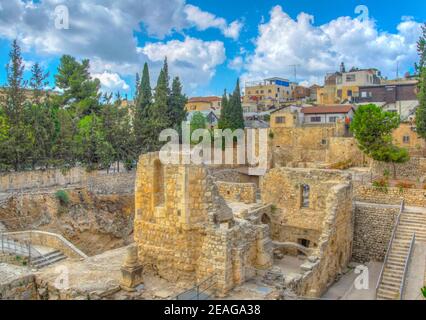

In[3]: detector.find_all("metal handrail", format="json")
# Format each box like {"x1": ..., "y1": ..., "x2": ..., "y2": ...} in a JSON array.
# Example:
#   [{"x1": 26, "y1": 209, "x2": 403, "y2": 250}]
[
  {"x1": 400, "y1": 233, "x2": 416, "y2": 300},
  {"x1": 0, "y1": 231, "x2": 50, "y2": 268},
  {"x1": 175, "y1": 274, "x2": 217, "y2": 300},
  {"x1": 376, "y1": 200, "x2": 405, "y2": 298}
]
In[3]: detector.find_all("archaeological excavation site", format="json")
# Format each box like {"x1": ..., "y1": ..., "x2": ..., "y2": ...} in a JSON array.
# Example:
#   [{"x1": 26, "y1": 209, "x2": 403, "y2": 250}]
[{"x1": 1, "y1": 121, "x2": 425, "y2": 301}]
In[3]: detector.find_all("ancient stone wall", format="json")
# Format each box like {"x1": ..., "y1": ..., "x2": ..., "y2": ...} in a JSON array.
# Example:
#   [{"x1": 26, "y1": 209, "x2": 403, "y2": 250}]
[
  {"x1": 352, "y1": 203, "x2": 399, "y2": 263},
  {"x1": 0, "y1": 167, "x2": 135, "y2": 195},
  {"x1": 326, "y1": 137, "x2": 366, "y2": 167},
  {"x1": 261, "y1": 168, "x2": 354, "y2": 297},
  {"x1": 270, "y1": 125, "x2": 364, "y2": 168},
  {"x1": 292, "y1": 183, "x2": 354, "y2": 297},
  {"x1": 371, "y1": 157, "x2": 426, "y2": 180},
  {"x1": 86, "y1": 172, "x2": 135, "y2": 194},
  {"x1": 215, "y1": 181, "x2": 257, "y2": 204},
  {"x1": 0, "y1": 167, "x2": 86, "y2": 192},
  {"x1": 133, "y1": 153, "x2": 272, "y2": 294},
  {"x1": 354, "y1": 183, "x2": 426, "y2": 207}
]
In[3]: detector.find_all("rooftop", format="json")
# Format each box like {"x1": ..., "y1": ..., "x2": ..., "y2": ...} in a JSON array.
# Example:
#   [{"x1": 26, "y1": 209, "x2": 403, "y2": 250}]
[
  {"x1": 301, "y1": 105, "x2": 355, "y2": 114},
  {"x1": 188, "y1": 96, "x2": 221, "y2": 103}
]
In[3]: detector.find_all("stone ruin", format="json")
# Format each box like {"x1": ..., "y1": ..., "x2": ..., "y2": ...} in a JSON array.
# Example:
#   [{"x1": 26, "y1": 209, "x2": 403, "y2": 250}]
[
  {"x1": 134, "y1": 152, "x2": 273, "y2": 295},
  {"x1": 133, "y1": 152, "x2": 354, "y2": 298}
]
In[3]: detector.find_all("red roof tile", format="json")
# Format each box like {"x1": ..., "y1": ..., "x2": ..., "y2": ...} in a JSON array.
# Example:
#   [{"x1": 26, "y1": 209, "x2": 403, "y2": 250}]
[
  {"x1": 188, "y1": 96, "x2": 221, "y2": 103},
  {"x1": 302, "y1": 105, "x2": 355, "y2": 114}
]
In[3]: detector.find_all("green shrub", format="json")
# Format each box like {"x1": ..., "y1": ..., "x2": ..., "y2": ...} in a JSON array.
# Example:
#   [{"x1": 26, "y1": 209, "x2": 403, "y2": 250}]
[
  {"x1": 55, "y1": 190, "x2": 70, "y2": 206},
  {"x1": 422, "y1": 287, "x2": 426, "y2": 298}
]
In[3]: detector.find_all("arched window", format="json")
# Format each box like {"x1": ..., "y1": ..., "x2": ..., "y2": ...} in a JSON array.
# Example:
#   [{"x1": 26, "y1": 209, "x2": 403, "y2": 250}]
[{"x1": 153, "y1": 160, "x2": 165, "y2": 207}]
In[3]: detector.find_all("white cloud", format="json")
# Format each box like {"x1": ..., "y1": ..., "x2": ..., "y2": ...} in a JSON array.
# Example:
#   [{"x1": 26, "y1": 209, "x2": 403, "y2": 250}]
[
  {"x1": 92, "y1": 71, "x2": 130, "y2": 93},
  {"x1": 184, "y1": 4, "x2": 243, "y2": 40},
  {"x1": 228, "y1": 56, "x2": 244, "y2": 71},
  {"x1": 242, "y1": 5, "x2": 422, "y2": 86},
  {"x1": 0, "y1": 0, "x2": 231, "y2": 94},
  {"x1": 141, "y1": 37, "x2": 226, "y2": 89}
]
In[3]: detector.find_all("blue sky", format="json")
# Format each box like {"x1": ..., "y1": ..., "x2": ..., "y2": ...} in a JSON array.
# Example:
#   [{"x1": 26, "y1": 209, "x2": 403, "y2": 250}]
[{"x1": 0, "y1": 0, "x2": 425, "y2": 98}]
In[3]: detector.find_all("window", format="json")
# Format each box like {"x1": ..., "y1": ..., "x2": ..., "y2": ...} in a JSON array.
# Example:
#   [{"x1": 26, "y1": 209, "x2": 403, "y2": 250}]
[
  {"x1": 261, "y1": 90, "x2": 264, "y2": 94},
  {"x1": 275, "y1": 116, "x2": 286, "y2": 124},
  {"x1": 321, "y1": 139, "x2": 328, "y2": 145},
  {"x1": 248, "y1": 91, "x2": 251, "y2": 95},
  {"x1": 301, "y1": 185, "x2": 310, "y2": 208},
  {"x1": 329, "y1": 116, "x2": 337, "y2": 123},
  {"x1": 361, "y1": 91, "x2": 367, "y2": 98},
  {"x1": 277, "y1": 88, "x2": 280, "y2": 92},
  {"x1": 310, "y1": 116, "x2": 321, "y2": 123},
  {"x1": 346, "y1": 74, "x2": 356, "y2": 82},
  {"x1": 268, "y1": 89, "x2": 272, "y2": 93},
  {"x1": 347, "y1": 90, "x2": 353, "y2": 97},
  {"x1": 403, "y1": 136, "x2": 410, "y2": 144}
]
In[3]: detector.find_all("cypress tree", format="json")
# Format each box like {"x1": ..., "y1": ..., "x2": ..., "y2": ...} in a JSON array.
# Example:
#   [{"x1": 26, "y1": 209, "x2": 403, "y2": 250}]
[
  {"x1": 134, "y1": 63, "x2": 152, "y2": 153},
  {"x1": 416, "y1": 23, "x2": 426, "y2": 140},
  {"x1": 169, "y1": 76, "x2": 187, "y2": 134}
]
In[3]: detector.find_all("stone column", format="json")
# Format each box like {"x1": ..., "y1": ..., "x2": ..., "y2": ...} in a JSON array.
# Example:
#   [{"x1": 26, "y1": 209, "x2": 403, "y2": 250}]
[{"x1": 120, "y1": 245, "x2": 143, "y2": 292}]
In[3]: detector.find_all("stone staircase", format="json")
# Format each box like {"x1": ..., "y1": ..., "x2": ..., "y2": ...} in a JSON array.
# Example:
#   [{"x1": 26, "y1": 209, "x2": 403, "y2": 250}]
[
  {"x1": 376, "y1": 207, "x2": 426, "y2": 300},
  {"x1": 1, "y1": 236, "x2": 67, "y2": 269},
  {"x1": 31, "y1": 250, "x2": 67, "y2": 269}
]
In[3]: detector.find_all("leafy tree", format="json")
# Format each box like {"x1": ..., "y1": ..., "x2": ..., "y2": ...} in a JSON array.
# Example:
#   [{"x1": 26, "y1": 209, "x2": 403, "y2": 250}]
[
  {"x1": 190, "y1": 112, "x2": 207, "y2": 136},
  {"x1": 351, "y1": 104, "x2": 409, "y2": 178},
  {"x1": 101, "y1": 101, "x2": 135, "y2": 172},
  {"x1": 74, "y1": 114, "x2": 114, "y2": 170},
  {"x1": 51, "y1": 108, "x2": 76, "y2": 168},
  {"x1": 55, "y1": 55, "x2": 100, "y2": 116}
]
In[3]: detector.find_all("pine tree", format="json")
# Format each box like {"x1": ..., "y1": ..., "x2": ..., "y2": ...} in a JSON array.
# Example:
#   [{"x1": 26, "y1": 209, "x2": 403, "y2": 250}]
[
  {"x1": 55, "y1": 55, "x2": 101, "y2": 116},
  {"x1": 0, "y1": 40, "x2": 33, "y2": 171},
  {"x1": 29, "y1": 62, "x2": 49, "y2": 105}
]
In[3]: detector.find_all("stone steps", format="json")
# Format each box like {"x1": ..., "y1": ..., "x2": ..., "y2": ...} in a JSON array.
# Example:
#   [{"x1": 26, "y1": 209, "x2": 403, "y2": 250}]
[
  {"x1": 31, "y1": 250, "x2": 67, "y2": 269},
  {"x1": 376, "y1": 208, "x2": 426, "y2": 300}
]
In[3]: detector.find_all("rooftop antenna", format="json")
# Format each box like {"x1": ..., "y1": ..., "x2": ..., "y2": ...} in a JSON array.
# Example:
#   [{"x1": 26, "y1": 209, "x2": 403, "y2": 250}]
[
  {"x1": 396, "y1": 61, "x2": 399, "y2": 80},
  {"x1": 288, "y1": 64, "x2": 301, "y2": 83}
]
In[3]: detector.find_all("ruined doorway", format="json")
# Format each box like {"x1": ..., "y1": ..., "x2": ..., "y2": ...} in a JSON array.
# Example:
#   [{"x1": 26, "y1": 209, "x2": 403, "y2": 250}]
[{"x1": 297, "y1": 238, "x2": 310, "y2": 256}]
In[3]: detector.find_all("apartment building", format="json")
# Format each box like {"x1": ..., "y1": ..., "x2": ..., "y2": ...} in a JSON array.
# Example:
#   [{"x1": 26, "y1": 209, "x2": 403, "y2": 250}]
[
  {"x1": 356, "y1": 80, "x2": 418, "y2": 120},
  {"x1": 318, "y1": 63, "x2": 382, "y2": 104},
  {"x1": 243, "y1": 77, "x2": 297, "y2": 109},
  {"x1": 185, "y1": 96, "x2": 222, "y2": 112}
]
